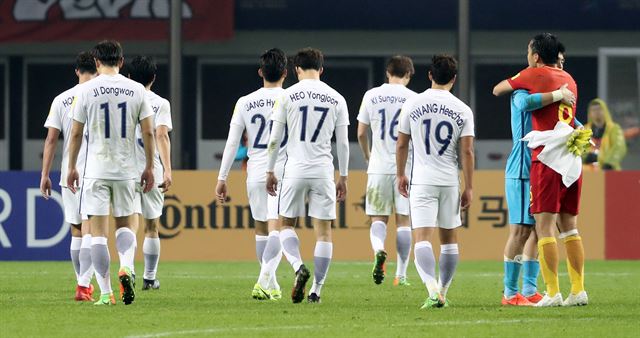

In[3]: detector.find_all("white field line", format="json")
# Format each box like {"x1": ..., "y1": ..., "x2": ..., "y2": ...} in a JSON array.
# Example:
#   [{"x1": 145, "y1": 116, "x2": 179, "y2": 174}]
[{"x1": 126, "y1": 317, "x2": 596, "y2": 338}]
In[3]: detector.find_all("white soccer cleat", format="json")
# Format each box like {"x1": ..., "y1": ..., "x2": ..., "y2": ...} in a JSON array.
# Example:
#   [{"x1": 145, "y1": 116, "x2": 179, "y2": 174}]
[
  {"x1": 562, "y1": 291, "x2": 588, "y2": 306},
  {"x1": 535, "y1": 293, "x2": 564, "y2": 307}
]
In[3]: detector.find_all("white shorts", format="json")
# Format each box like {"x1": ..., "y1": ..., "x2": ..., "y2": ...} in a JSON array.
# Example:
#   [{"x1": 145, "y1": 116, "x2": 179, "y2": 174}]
[
  {"x1": 134, "y1": 186, "x2": 164, "y2": 220},
  {"x1": 62, "y1": 187, "x2": 87, "y2": 225},
  {"x1": 80, "y1": 179, "x2": 136, "y2": 217},
  {"x1": 247, "y1": 181, "x2": 279, "y2": 222},
  {"x1": 365, "y1": 174, "x2": 410, "y2": 216},
  {"x1": 409, "y1": 185, "x2": 461, "y2": 229},
  {"x1": 279, "y1": 178, "x2": 336, "y2": 220}
]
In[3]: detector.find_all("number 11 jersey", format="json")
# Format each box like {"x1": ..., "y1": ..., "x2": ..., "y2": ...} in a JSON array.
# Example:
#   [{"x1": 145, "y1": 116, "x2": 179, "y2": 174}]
[
  {"x1": 71, "y1": 74, "x2": 154, "y2": 180},
  {"x1": 271, "y1": 79, "x2": 349, "y2": 179},
  {"x1": 398, "y1": 89, "x2": 474, "y2": 186}
]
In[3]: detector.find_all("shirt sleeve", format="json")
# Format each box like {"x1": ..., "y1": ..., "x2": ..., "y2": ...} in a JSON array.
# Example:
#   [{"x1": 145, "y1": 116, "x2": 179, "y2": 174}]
[
  {"x1": 336, "y1": 97, "x2": 350, "y2": 127},
  {"x1": 229, "y1": 98, "x2": 245, "y2": 128},
  {"x1": 356, "y1": 93, "x2": 370, "y2": 125},
  {"x1": 460, "y1": 108, "x2": 475, "y2": 137},
  {"x1": 506, "y1": 68, "x2": 536, "y2": 91},
  {"x1": 512, "y1": 90, "x2": 544, "y2": 113},
  {"x1": 71, "y1": 90, "x2": 87, "y2": 124},
  {"x1": 398, "y1": 101, "x2": 411, "y2": 135},
  {"x1": 155, "y1": 99, "x2": 173, "y2": 131},
  {"x1": 139, "y1": 90, "x2": 155, "y2": 122},
  {"x1": 44, "y1": 97, "x2": 62, "y2": 130},
  {"x1": 270, "y1": 93, "x2": 288, "y2": 124}
]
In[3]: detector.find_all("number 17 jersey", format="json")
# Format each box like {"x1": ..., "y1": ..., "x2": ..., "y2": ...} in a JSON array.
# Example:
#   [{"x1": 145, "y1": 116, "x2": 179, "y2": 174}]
[
  {"x1": 271, "y1": 79, "x2": 349, "y2": 179},
  {"x1": 358, "y1": 83, "x2": 416, "y2": 174},
  {"x1": 398, "y1": 89, "x2": 475, "y2": 186}
]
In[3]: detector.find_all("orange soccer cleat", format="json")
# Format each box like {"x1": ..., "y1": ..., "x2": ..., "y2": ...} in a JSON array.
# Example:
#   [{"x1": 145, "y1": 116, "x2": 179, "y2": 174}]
[
  {"x1": 75, "y1": 285, "x2": 95, "y2": 302},
  {"x1": 502, "y1": 293, "x2": 534, "y2": 306},
  {"x1": 525, "y1": 292, "x2": 544, "y2": 304}
]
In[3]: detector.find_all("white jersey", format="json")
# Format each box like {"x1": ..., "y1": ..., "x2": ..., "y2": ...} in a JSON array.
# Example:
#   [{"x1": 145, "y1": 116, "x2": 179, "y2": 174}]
[
  {"x1": 358, "y1": 83, "x2": 417, "y2": 174},
  {"x1": 271, "y1": 79, "x2": 349, "y2": 179},
  {"x1": 71, "y1": 74, "x2": 154, "y2": 180},
  {"x1": 44, "y1": 84, "x2": 88, "y2": 187},
  {"x1": 398, "y1": 89, "x2": 475, "y2": 186},
  {"x1": 135, "y1": 90, "x2": 173, "y2": 183},
  {"x1": 231, "y1": 87, "x2": 287, "y2": 182}
]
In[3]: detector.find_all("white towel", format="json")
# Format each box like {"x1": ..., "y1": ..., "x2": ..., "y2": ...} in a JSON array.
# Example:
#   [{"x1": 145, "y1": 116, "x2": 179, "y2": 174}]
[{"x1": 521, "y1": 122, "x2": 582, "y2": 187}]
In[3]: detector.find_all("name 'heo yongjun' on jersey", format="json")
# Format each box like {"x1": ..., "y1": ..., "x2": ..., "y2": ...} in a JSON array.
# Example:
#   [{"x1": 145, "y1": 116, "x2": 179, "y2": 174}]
[
  {"x1": 370, "y1": 95, "x2": 407, "y2": 105},
  {"x1": 244, "y1": 98, "x2": 276, "y2": 112},
  {"x1": 289, "y1": 90, "x2": 339, "y2": 106},
  {"x1": 92, "y1": 86, "x2": 135, "y2": 98},
  {"x1": 409, "y1": 103, "x2": 464, "y2": 127}
]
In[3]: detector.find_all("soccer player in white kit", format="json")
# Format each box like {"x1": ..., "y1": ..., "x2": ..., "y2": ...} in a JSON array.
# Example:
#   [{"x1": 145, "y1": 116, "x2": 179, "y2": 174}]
[
  {"x1": 127, "y1": 56, "x2": 173, "y2": 291},
  {"x1": 216, "y1": 48, "x2": 289, "y2": 300},
  {"x1": 266, "y1": 48, "x2": 350, "y2": 304},
  {"x1": 357, "y1": 55, "x2": 416, "y2": 286},
  {"x1": 396, "y1": 55, "x2": 475, "y2": 309},
  {"x1": 67, "y1": 40, "x2": 157, "y2": 306},
  {"x1": 40, "y1": 51, "x2": 97, "y2": 301}
]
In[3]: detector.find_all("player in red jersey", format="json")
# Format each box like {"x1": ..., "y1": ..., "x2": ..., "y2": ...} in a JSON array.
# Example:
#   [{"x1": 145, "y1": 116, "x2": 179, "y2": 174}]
[{"x1": 493, "y1": 33, "x2": 587, "y2": 307}]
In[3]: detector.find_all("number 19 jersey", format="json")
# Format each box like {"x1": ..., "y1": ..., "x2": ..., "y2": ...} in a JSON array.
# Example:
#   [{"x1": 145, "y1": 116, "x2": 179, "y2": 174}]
[
  {"x1": 72, "y1": 74, "x2": 154, "y2": 180},
  {"x1": 358, "y1": 83, "x2": 416, "y2": 174},
  {"x1": 398, "y1": 89, "x2": 475, "y2": 186},
  {"x1": 271, "y1": 79, "x2": 349, "y2": 179},
  {"x1": 230, "y1": 87, "x2": 286, "y2": 182}
]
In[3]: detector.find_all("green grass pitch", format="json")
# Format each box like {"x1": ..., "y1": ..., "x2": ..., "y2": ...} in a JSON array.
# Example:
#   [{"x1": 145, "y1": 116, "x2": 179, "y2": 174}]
[{"x1": 1, "y1": 260, "x2": 638, "y2": 337}]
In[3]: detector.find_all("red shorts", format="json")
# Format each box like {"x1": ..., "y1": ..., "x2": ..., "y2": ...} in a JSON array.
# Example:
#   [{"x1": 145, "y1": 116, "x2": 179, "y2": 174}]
[{"x1": 529, "y1": 161, "x2": 582, "y2": 215}]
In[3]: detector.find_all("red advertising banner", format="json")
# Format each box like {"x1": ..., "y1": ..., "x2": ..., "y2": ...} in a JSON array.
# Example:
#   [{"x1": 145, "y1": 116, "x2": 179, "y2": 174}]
[
  {"x1": 605, "y1": 171, "x2": 640, "y2": 260},
  {"x1": 0, "y1": 0, "x2": 233, "y2": 42}
]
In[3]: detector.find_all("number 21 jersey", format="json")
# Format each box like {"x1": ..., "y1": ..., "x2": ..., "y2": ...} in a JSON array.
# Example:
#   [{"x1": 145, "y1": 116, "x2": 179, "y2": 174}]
[
  {"x1": 72, "y1": 74, "x2": 154, "y2": 180},
  {"x1": 398, "y1": 89, "x2": 474, "y2": 186},
  {"x1": 271, "y1": 79, "x2": 349, "y2": 179}
]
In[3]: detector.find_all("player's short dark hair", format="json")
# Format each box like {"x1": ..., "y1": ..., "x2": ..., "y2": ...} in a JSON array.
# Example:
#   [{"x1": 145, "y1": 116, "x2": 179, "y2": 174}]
[
  {"x1": 530, "y1": 33, "x2": 560, "y2": 65},
  {"x1": 91, "y1": 40, "x2": 123, "y2": 67},
  {"x1": 558, "y1": 42, "x2": 566, "y2": 56},
  {"x1": 128, "y1": 55, "x2": 157, "y2": 87},
  {"x1": 386, "y1": 55, "x2": 415, "y2": 78},
  {"x1": 429, "y1": 54, "x2": 457, "y2": 85},
  {"x1": 75, "y1": 51, "x2": 97, "y2": 74},
  {"x1": 260, "y1": 48, "x2": 287, "y2": 82},
  {"x1": 294, "y1": 47, "x2": 323, "y2": 71}
]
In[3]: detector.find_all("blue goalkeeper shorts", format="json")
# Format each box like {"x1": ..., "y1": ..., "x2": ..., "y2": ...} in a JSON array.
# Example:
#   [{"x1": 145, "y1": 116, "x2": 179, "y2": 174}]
[{"x1": 505, "y1": 178, "x2": 535, "y2": 226}]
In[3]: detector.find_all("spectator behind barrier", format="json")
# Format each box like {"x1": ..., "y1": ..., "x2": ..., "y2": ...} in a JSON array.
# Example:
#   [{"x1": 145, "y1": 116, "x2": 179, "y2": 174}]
[{"x1": 583, "y1": 98, "x2": 627, "y2": 170}]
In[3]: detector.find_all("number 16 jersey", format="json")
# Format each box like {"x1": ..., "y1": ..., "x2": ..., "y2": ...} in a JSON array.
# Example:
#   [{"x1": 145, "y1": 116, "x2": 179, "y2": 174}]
[
  {"x1": 271, "y1": 79, "x2": 349, "y2": 180},
  {"x1": 72, "y1": 74, "x2": 154, "y2": 180},
  {"x1": 398, "y1": 89, "x2": 474, "y2": 186}
]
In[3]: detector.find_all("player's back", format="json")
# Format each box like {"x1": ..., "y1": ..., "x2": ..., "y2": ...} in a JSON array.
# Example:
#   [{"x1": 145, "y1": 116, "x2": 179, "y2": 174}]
[
  {"x1": 273, "y1": 79, "x2": 349, "y2": 179},
  {"x1": 399, "y1": 89, "x2": 474, "y2": 186},
  {"x1": 359, "y1": 84, "x2": 416, "y2": 174},
  {"x1": 233, "y1": 87, "x2": 286, "y2": 182},
  {"x1": 134, "y1": 90, "x2": 171, "y2": 180},
  {"x1": 74, "y1": 73, "x2": 151, "y2": 180}
]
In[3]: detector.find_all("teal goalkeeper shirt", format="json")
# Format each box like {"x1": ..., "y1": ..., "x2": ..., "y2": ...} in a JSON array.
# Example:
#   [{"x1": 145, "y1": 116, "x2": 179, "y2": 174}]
[{"x1": 505, "y1": 90, "x2": 582, "y2": 180}]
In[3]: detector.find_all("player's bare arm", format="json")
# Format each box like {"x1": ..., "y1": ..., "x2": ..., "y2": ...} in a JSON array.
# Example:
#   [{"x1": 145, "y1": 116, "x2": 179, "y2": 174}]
[
  {"x1": 66, "y1": 120, "x2": 84, "y2": 193},
  {"x1": 396, "y1": 131, "x2": 410, "y2": 198},
  {"x1": 156, "y1": 125, "x2": 172, "y2": 192},
  {"x1": 335, "y1": 124, "x2": 350, "y2": 202},
  {"x1": 265, "y1": 120, "x2": 286, "y2": 196},
  {"x1": 357, "y1": 122, "x2": 370, "y2": 163},
  {"x1": 492, "y1": 79, "x2": 514, "y2": 96},
  {"x1": 460, "y1": 136, "x2": 475, "y2": 210},
  {"x1": 40, "y1": 127, "x2": 60, "y2": 199},
  {"x1": 140, "y1": 115, "x2": 156, "y2": 193}
]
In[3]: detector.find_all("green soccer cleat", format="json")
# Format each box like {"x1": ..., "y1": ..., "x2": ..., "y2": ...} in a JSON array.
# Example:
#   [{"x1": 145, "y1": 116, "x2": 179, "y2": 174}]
[
  {"x1": 372, "y1": 250, "x2": 387, "y2": 285},
  {"x1": 420, "y1": 295, "x2": 445, "y2": 309},
  {"x1": 393, "y1": 276, "x2": 411, "y2": 286},
  {"x1": 118, "y1": 267, "x2": 135, "y2": 305},
  {"x1": 94, "y1": 293, "x2": 116, "y2": 306},
  {"x1": 252, "y1": 283, "x2": 271, "y2": 300},
  {"x1": 269, "y1": 288, "x2": 282, "y2": 300}
]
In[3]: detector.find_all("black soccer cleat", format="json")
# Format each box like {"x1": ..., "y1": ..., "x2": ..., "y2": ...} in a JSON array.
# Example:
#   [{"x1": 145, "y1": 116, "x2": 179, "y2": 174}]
[
  {"x1": 142, "y1": 279, "x2": 160, "y2": 290},
  {"x1": 291, "y1": 264, "x2": 311, "y2": 304},
  {"x1": 372, "y1": 250, "x2": 387, "y2": 285},
  {"x1": 307, "y1": 292, "x2": 321, "y2": 303},
  {"x1": 118, "y1": 267, "x2": 135, "y2": 305}
]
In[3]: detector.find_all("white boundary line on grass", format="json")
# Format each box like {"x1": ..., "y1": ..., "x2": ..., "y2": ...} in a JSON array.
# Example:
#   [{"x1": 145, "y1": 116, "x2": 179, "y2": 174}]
[{"x1": 126, "y1": 318, "x2": 596, "y2": 338}]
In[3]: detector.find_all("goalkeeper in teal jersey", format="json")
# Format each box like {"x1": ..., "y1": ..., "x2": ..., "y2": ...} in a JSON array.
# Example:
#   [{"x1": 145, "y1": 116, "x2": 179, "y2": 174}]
[{"x1": 497, "y1": 52, "x2": 583, "y2": 306}]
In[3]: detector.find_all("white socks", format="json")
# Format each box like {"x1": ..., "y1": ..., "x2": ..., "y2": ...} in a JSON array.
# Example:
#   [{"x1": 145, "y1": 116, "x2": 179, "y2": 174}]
[
  {"x1": 77, "y1": 234, "x2": 94, "y2": 287},
  {"x1": 91, "y1": 236, "x2": 112, "y2": 295},
  {"x1": 369, "y1": 221, "x2": 387, "y2": 253},
  {"x1": 143, "y1": 237, "x2": 161, "y2": 280},
  {"x1": 258, "y1": 231, "x2": 283, "y2": 289},
  {"x1": 414, "y1": 241, "x2": 438, "y2": 298},
  {"x1": 395, "y1": 227, "x2": 412, "y2": 278},
  {"x1": 280, "y1": 228, "x2": 303, "y2": 272},
  {"x1": 310, "y1": 241, "x2": 333, "y2": 297},
  {"x1": 70, "y1": 236, "x2": 82, "y2": 279},
  {"x1": 115, "y1": 227, "x2": 136, "y2": 272}
]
